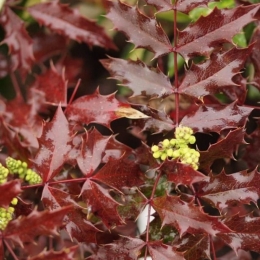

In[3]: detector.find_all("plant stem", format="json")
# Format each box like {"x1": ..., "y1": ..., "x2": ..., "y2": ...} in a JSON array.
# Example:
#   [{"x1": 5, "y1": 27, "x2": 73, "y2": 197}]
[
  {"x1": 173, "y1": 4, "x2": 179, "y2": 126},
  {"x1": 210, "y1": 235, "x2": 217, "y2": 260},
  {"x1": 144, "y1": 171, "x2": 162, "y2": 260},
  {"x1": 64, "y1": 78, "x2": 81, "y2": 114},
  {"x1": 21, "y1": 177, "x2": 87, "y2": 189},
  {"x1": 10, "y1": 71, "x2": 23, "y2": 101},
  {"x1": 4, "y1": 240, "x2": 19, "y2": 260}
]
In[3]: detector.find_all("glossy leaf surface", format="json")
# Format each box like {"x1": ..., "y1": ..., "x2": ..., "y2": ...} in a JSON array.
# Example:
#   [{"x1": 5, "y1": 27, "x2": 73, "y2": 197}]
[
  {"x1": 42, "y1": 186, "x2": 100, "y2": 243},
  {"x1": 177, "y1": 6, "x2": 259, "y2": 60},
  {"x1": 66, "y1": 90, "x2": 134, "y2": 128},
  {"x1": 101, "y1": 58, "x2": 173, "y2": 97},
  {"x1": 93, "y1": 156, "x2": 144, "y2": 191},
  {"x1": 152, "y1": 194, "x2": 231, "y2": 236},
  {"x1": 0, "y1": 180, "x2": 21, "y2": 208},
  {"x1": 198, "y1": 169, "x2": 260, "y2": 211},
  {"x1": 179, "y1": 47, "x2": 253, "y2": 99},
  {"x1": 181, "y1": 102, "x2": 252, "y2": 133},
  {"x1": 33, "y1": 106, "x2": 71, "y2": 182},
  {"x1": 106, "y1": 1, "x2": 172, "y2": 58},
  {"x1": 81, "y1": 179, "x2": 124, "y2": 228},
  {"x1": 27, "y1": 2, "x2": 116, "y2": 49}
]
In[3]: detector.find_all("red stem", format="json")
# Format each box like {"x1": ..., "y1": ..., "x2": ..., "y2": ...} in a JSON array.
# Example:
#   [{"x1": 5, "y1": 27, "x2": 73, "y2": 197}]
[
  {"x1": 144, "y1": 171, "x2": 162, "y2": 260},
  {"x1": 64, "y1": 78, "x2": 81, "y2": 114},
  {"x1": 210, "y1": 235, "x2": 217, "y2": 260},
  {"x1": 173, "y1": 5, "x2": 179, "y2": 126},
  {"x1": 21, "y1": 177, "x2": 87, "y2": 189},
  {"x1": 4, "y1": 240, "x2": 19, "y2": 260},
  {"x1": 10, "y1": 71, "x2": 23, "y2": 101}
]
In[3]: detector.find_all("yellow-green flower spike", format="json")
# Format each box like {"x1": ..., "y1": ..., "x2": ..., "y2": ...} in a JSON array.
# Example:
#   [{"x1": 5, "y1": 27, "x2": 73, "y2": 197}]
[
  {"x1": 151, "y1": 145, "x2": 159, "y2": 152},
  {"x1": 150, "y1": 126, "x2": 200, "y2": 170},
  {"x1": 0, "y1": 163, "x2": 9, "y2": 184},
  {"x1": 11, "y1": 198, "x2": 18, "y2": 205}
]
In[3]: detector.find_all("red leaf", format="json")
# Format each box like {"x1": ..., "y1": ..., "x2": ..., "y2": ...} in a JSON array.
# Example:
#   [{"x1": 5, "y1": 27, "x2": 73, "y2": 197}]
[
  {"x1": 118, "y1": 189, "x2": 147, "y2": 220},
  {"x1": 160, "y1": 160, "x2": 209, "y2": 186},
  {"x1": 77, "y1": 128, "x2": 111, "y2": 176},
  {"x1": 0, "y1": 180, "x2": 21, "y2": 209},
  {"x1": 81, "y1": 179, "x2": 124, "y2": 228},
  {"x1": 174, "y1": 234, "x2": 211, "y2": 260},
  {"x1": 33, "y1": 106, "x2": 71, "y2": 182},
  {"x1": 86, "y1": 237, "x2": 145, "y2": 260},
  {"x1": 106, "y1": 1, "x2": 172, "y2": 58},
  {"x1": 218, "y1": 214, "x2": 260, "y2": 254},
  {"x1": 1, "y1": 98, "x2": 42, "y2": 149},
  {"x1": 199, "y1": 128, "x2": 245, "y2": 172},
  {"x1": 101, "y1": 58, "x2": 173, "y2": 97},
  {"x1": 152, "y1": 194, "x2": 231, "y2": 236},
  {"x1": 180, "y1": 102, "x2": 253, "y2": 133},
  {"x1": 0, "y1": 6, "x2": 34, "y2": 72},
  {"x1": 148, "y1": 242, "x2": 185, "y2": 260},
  {"x1": 66, "y1": 90, "x2": 133, "y2": 128},
  {"x1": 242, "y1": 124, "x2": 260, "y2": 169},
  {"x1": 93, "y1": 156, "x2": 144, "y2": 191},
  {"x1": 42, "y1": 186, "x2": 100, "y2": 243},
  {"x1": 250, "y1": 27, "x2": 260, "y2": 91},
  {"x1": 198, "y1": 169, "x2": 260, "y2": 211},
  {"x1": 102, "y1": 136, "x2": 132, "y2": 162},
  {"x1": 179, "y1": 47, "x2": 253, "y2": 99},
  {"x1": 29, "y1": 246, "x2": 78, "y2": 260},
  {"x1": 3, "y1": 206, "x2": 73, "y2": 245},
  {"x1": 145, "y1": 0, "x2": 213, "y2": 14},
  {"x1": 27, "y1": 2, "x2": 116, "y2": 50},
  {"x1": 177, "y1": 6, "x2": 260, "y2": 60},
  {"x1": 32, "y1": 32, "x2": 68, "y2": 63},
  {"x1": 33, "y1": 62, "x2": 67, "y2": 106}
]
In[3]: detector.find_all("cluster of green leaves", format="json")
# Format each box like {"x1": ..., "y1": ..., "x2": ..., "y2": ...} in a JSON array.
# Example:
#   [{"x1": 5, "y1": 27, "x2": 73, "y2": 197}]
[{"x1": 0, "y1": 0, "x2": 260, "y2": 259}]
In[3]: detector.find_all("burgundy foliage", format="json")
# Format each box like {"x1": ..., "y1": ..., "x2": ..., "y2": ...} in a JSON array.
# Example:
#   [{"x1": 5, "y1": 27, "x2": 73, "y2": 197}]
[{"x1": 0, "y1": 0, "x2": 260, "y2": 259}]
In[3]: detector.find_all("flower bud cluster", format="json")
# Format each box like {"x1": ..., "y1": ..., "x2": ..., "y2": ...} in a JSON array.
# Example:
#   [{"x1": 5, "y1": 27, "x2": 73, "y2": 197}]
[
  {"x1": 151, "y1": 126, "x2": 200, "y2": 170},
  {"x1": 6, "y1": 157, "x2": 42, "y2": 184},
  {"x1": 0, "y1": 164, "x2": 9, "y2": 184},
  {"x1": 0, "y1": 198, "x2": 18, "y2": 230}
]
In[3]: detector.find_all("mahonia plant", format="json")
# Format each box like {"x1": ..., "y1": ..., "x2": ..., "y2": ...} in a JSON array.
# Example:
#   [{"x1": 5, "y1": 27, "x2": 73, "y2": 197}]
[{"x1": 0, "y1": 0, "x2": 260, "y2": 259}]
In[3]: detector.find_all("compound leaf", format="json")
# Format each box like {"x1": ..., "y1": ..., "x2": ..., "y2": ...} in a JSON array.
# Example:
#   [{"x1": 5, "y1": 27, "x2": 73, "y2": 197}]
[
  {"x1": 81, "y1": 179, "x2": 124, "y2": 228},
  {"x1": 106, "y1": 1, "x2": 172, "y2": 58},
  {"x1": 177, "y1": 5, "x2": 260, "y2": 60},
  {"x1": 101, "y1": 58, "x2": 173, "y2": 97},
  {"x1": 218, "y1": 214, "x2": 260, "y2": 254},
  {"x1": 42, "y1": 186, "x2": 100, "y2": 243},
  {"x1": 93, "y1": 156, "x2": 144, "y2": 192},
  {"x1": 198, "y1": 169, "x2": 260, "y2": 211},
  {"x1": 3, "y1": 206, "x2": 72, "y2": 245},
  {"x1": 27, "y1": 2, "x2": 116, "y2": 50},
  {"x1": 152, "y1": 194, "x2": 231, "y2": 236},
  {"x1": 33, "y1": 105, "x2": 72, "y2": 182},
  {"x1": 66, "y1": 90, "x2": 142, "y2": 128},
  {"x1": 0, "y1": 6, "x2": 34, "y2": 73},
  {"x1": 179, "y1": 47, "x2": 253, "y2": 99},
  {"x1": 86, "y1": 237, "x2": 145, "y2": 260},
  {"x1": 181, "y1": 102, "x2": 253, "y2": 133}
]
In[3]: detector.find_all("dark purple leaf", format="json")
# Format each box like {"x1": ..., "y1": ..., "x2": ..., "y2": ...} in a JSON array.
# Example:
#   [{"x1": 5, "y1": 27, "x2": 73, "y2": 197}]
[
  {"x1": 33, "y1": 105, "x2": 72, "y2": 182},
  {"x1": 106, "y1": 1, "x2": 172, "y2": 58},
  {"x1": 198, "y1": 169, "x2": 260, "y2": 211},
  {"x1": 27, "y1": 2, "x2": 116, "y2": 50},
  {"x1": 179, "y1": 47, "x2": 253, "y2": 99},
  {"x1": 0, "y1": 180, "x2": 21, "y2": 208},
  {"x1": 101, "y1": 58, "x2": 173, "y2": 97},
  {"x1": 177, "y1": 6, "x2": 260, "y2": 60},
  {"x1": 81, "y1": 179, "x2": 124, "y2": 228},
  {"x1": 180, "y1": 102, "x2": 253, "y2": 133},
  {"x1": 152, "y1": 194, "x2": 231, "y2": 236}
]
